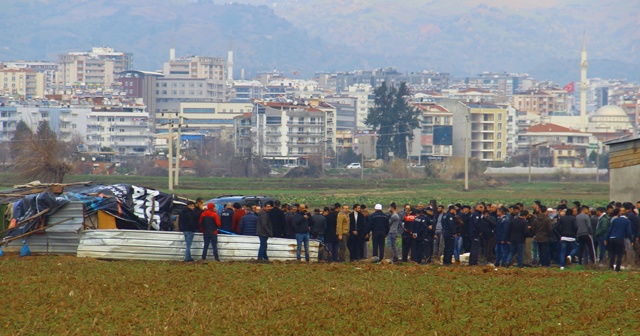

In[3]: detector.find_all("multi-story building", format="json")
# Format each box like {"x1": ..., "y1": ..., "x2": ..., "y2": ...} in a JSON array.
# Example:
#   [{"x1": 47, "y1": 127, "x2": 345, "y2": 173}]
[
  {"x1": 523, "y1": 122, "x2": 592, "y2": 168},
  {"x1": 0, "y1": 103, "x2": 90, "y2": 142},
  {"x1": 442, "y1": 88, "x2": 497, "y2": 103},
  {"x1": 409, "y1": 102, "x2": 453, "y2": 162},
  {"x1": 334, "y1": 68, "x2": 450, "y2": 93},
  {"x1": 86, "y1": 105, "x2": 151, "y2": 155},
  {"x1": 323, "y1": 96, "x2": 357, "y2": 131},
  {"x1": 462, "y1": 72, "x2": 532, "y2": 100},
  {"x1": 57, "y1": 47, "x2": 132, "y2": 91},
  {"x1": 234, "y1": 101, "x2": 336, "y2": 165},
  {"x1": 513, "y1": 89, "x2": 569, "y2": 117},
  {"x1": 155, "y1": 102, "x2": 254, "y2": 141},
  {"x1": 117, "y1": 70, "x2": 163, "y2": 126},
  {"x1": 0, "y1": 68, "x2": 45, "y2": 98},
  {"x1": 231, "y1": 80, "x2": 264, "y2": 102},
  {"x1": 443, "y1": 100, "x2": 508, "y2": 162},
  {"x1": 263, "y1": 79, "x2": 322, "y2": 100},
  {"x1": 2, "y1": 61, "x2": 57, "y2": 95}
]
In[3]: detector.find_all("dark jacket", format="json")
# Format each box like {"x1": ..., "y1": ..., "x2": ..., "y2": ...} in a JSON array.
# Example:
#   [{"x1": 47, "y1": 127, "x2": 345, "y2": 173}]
[
  {"x1": 293, "y1": 211, "x2": 311, "y2": 234},
  {"x1": 607, "y1": 216, "x2": 634, "y2": 240},
  {"x1": 557, "y1": 214, "x2": 577, "y2": 238},
  {"x1": 532, "y1": 213, "x2": 553, "y2": 243},
  {"x1": 349, "y1": 211, "x2": 367, "y2": 238},
  {"x1": 441, "y1": 212, "x2": 457, "y2": 239},
  {"x1": 199, "y1": 208, "x2": 221, "y2": 235},
  {"x1": 269, "y1": 207, "x2": 286, "y2": 238},
  {"x1": 470, "y1": 211, "x2": 483, "y2": 238},
  {"x1": 495, "y1": 215, "x2": 510, "y2": 242},
  {"x1": 324, "y1": 211, "x2": 339, "y2": 243},
  {"x1": 368, "y1": 210, "x2": 390, "y2": 234},
  {"x1": 220, "y1": 208, "x2": 234, "y2": 233},
  {"x1": 257, "y1": 210, "x2": 273, "y2": 237},
  {"x1": 403, "y1": 213, "x2": 417, "y2": 236},
  {"x1": 179, "y1": 207, "x2": 198, "y2": 232},
  {"x1": 509, "y1": 217, "x2": 529, "y2": 244},
  {"x1": 311, "y1": 213, "x2": 327, "y2": 236},
  {"x1": 412, "y1": 215, "x2": 427, "y2": 240},
  {"x1": 285, "y1": 212, "x2": 296, "y2": 238},
  {"x1": 239, "y1": 211, "x2": 258, "y2": 236},
  {"x1": 626, "y1": 211, "x2": 639, "y2": 239}
]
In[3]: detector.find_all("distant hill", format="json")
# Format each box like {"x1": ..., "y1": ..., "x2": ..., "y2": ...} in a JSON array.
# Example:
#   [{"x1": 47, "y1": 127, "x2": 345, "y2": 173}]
[{"x1": 0, "y1": 0, "x2": 638, "y2": 82}]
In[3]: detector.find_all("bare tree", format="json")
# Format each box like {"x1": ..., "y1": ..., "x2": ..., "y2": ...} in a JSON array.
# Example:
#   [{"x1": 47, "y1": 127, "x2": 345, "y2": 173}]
[{"x1": 12, "y1": 121, "x2": 73, "y2": 183}]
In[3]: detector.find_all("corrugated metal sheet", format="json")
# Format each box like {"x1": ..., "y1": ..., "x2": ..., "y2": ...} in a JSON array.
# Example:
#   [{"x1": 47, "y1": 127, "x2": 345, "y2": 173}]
[
  {"x1": 3, "y1": 202, "x2": 85, "y2": 254},
  {"x1": 77, "y1": 229, "x2": 321, "y2": 262}
]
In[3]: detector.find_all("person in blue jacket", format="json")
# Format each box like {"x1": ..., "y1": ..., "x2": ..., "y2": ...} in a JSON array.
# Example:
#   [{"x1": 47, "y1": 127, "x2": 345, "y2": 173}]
[
  {"x1": 494, "y1": 206, "x2": 511, "y2": 267},
  {"x1": 441, "y1": 205, "x2": 457, "y2": 265},
  {"x1": 605, "y1": 208, "x2": 634, "y2": 272}
]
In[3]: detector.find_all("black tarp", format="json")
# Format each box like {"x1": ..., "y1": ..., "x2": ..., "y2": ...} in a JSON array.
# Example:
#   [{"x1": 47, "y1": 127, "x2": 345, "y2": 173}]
[{"x1": 4, "y1": 184, "x2": 177, "y2": 238}]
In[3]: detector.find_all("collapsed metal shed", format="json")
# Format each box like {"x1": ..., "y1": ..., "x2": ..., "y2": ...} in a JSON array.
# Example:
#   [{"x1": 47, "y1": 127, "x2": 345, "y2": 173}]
[
  {"x1": 3, "y1": 202, "x2": 85, "y2": 254},
  {"x1": 77, "y1": 229, "x2": 321, "y2": 262}
]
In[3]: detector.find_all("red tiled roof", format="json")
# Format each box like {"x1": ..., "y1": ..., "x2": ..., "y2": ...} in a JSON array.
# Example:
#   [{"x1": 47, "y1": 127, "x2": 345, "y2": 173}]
[
  {"x1": 526, "y1": 123, "x2": 582, "y2": 133},
  {"x1": 412, "y1": 102, "x2": 448, "y2": 112},
  {"x1": 459, "y1": 88, "x2": 490, "y2": 93}
]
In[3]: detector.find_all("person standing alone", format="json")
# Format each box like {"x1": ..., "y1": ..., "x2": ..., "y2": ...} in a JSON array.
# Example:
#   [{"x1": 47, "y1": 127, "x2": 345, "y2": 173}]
[
  {"x1": 199, "y1": 203, "x2": 221, "y2": 261},
  {"x1": 179, "y1": 201, "x2": 197, "y2": 262},
  {"x1": 256, "y1": 201, "x2": 274, "y2": 262}
]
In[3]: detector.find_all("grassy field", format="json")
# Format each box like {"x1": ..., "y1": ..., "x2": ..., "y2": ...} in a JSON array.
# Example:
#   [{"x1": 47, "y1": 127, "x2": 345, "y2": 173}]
[
  {"x1": 1, "y1": 254, "x2": 638, "y2": 335},
  {"x1": 0, "y1": 173, "x2": 611, "y2": 208}
]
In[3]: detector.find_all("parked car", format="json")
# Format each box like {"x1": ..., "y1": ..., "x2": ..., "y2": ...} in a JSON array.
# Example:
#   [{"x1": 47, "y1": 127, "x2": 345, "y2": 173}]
[
  {"x1": 204, "y1": 195, "x2": 276, "y2": 214},
  {"x1": 346, "y1": 163, "x2": 362, "y2": 169}
]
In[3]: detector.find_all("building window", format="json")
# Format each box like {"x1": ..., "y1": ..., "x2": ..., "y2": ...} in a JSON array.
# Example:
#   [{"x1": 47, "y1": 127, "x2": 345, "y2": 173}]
[
  {"x1": 444, "y1": 117, "x2": 451, "y2": 125},
  {"x1": 120, "y1": 118, "x2": 125, "y2": 122},
  {"x1": 497, "y1": 151, "x2": 502, "y2": 159},
  {"x1": 109, "y1": 127, "x2": 114, "y2": 132},
  {"x1": 120, "y1": 129, "x2": 125, "y2": 132},
  {"x1": 498, "y1": 113, "x2": 503, "y2": 121},
  {"x1": 424, "y1": 116, "x2": 433, "y2": 124},
  {"x1": 422, "y1": 126, "x2": 433, "y2": 134}
]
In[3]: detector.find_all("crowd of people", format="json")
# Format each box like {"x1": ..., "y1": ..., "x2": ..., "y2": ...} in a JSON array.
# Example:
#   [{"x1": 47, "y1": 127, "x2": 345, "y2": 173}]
[{"x1": 177, "y1": 197, "x2": 640, "y2": 271}]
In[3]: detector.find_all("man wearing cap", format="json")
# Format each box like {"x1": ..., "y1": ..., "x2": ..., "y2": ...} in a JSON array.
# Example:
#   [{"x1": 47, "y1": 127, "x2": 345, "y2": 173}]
[{"x1": 368, "y1": 204, "x2": 390, "y2": 261}]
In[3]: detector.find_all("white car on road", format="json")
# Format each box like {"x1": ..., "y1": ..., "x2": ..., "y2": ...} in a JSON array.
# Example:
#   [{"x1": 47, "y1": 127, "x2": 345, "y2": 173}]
[{"x1": 346, "y1": 163, "x2": 361, "y2": 169}]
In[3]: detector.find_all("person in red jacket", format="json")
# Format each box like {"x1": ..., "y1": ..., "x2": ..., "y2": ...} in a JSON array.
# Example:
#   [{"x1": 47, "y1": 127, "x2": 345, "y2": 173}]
[
  {"x1": 200, "y1": 203, "x2": 221, "y2": 261},
  {"x1": 231, "y1": 202, "x2": 246, "y2": 234}
]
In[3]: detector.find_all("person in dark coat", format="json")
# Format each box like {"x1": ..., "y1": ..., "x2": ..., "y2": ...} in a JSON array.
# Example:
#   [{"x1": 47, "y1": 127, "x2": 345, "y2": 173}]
[
  {"x1": 256, "y1": 201, "x2": 274, "y2": 261},
  {"x1": 284, "y1": 204, "x2": 297, "y2": 239},
  {"x1": 324, "y1": 203, "x2": 341, "y2": 262},
  {"x1": 199, "y1": 203, "x2": 221, "y2": 261},
  {"x1": 494, "y1": 206, "x2": 511, "y2": 267},
  {"x1": 294, "y1": 204, "x2": 312, "y2": 262},
  {"x1": 179, "y1": 201, "x2": 197, "y2": 262},
  {"x1": 605, "y1": 208, "x2": 634, "y2": 272},
  {"x1": 269, "y1": 200, "x2": 286, "y2": 238},
  {"x1": 311, "y1": 208, "x2": 327, "y2": 243},
  {"x1": 239, "y1": 209, "x2": 259, "y2": 236},
  {"x1": 507, "y1": 210, "x2": 530, "y2": 268},
  {"x1": 231, "y1": 203, "x2": 246, "y2": 234},
  {"x1": 412, "y1": 209, "x2": 428, "y2": 264},
  {"x1": 219, "y1": 203, "x2": 235, "y2": 234},
  {"x1": 348, "y1": 204, "x2": 366, "y2": 261},
  {"x1": 441, "y1": 205, "x2": 457, "y2": 265},
  {"x1": 368, "y1": 204, "x2": 390, "y2": 261},
  {"x1": 468, "y1": 203, "x2": 484, "y2": 266}
]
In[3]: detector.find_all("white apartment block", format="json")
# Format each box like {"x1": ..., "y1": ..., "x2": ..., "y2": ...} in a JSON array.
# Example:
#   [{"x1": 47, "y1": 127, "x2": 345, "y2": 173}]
[
  {"x1": 342, "y1": 84, "x2": 374, "y2": 130},
  {"x1": 86, "y1": 106, "x2": 152, "y2": 155},
  {"x1": 410, "y1": 102, "x2": 454, "y2": 160},
  {"x1": 0, "y1": 104, "x2": 90, "y2": 142},
  {"x1": 57, "y1": 47, "x2": 132, "y2": 91}
]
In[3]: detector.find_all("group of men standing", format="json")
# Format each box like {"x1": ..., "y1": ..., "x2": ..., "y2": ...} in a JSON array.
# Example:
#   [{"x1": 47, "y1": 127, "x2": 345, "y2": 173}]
[{"x1": 178, "y1": 197, "x2": 640, "y2": 271}]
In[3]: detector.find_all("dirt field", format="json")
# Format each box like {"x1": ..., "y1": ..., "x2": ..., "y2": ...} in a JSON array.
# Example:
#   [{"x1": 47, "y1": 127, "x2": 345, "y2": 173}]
[{"x1": 1, "y1": 254, "x2": 638, "y2": 335}]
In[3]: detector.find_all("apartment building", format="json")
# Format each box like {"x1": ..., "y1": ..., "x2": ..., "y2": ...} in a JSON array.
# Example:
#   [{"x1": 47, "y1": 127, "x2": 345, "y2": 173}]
[
  {"x1": 444, "y1": 100, "x2": 508, "y2": 162},
  {"x1": 86, "y1": 105, "x2": 151, "y2": 155},
  {"x1": 513, "y1": 89, "x2": 569, "y2": 117},
  {"x1": 0, "y1": 68, "x2": 45, "y2": 98},
  {"x1": 0, "y1": 103, "x2": 90, "y2": 142},
  {"x1": 410, "y1": 102, "x2": 454, "y2": 161},
  {"x1": 2, "y1": 61, "x2": 57, "y2": 95},
  {"x1": 57, "y1": 47, "x2": 132, "y2": 90}
]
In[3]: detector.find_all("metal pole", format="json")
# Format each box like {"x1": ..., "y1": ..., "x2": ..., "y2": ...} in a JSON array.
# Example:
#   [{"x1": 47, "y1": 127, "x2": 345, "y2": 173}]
[
  {"x1": 528, "y1": 141, "x2": 532, "y2": 184},
  {"x1": 168, "y1": 121, "x2": 174, "y2": 192},
  {"x1": 596, "y1": 144, "x2": 600, "y2": 183},
  {"x1": 175, "y1": 112, "x2": 181, "y2": 187},
  {"x1": 361, "y1": 151, "x2": 364, "y2": 180},
  {"x1": 464, "y1": 113, "x2": 469, "y2": 191}
]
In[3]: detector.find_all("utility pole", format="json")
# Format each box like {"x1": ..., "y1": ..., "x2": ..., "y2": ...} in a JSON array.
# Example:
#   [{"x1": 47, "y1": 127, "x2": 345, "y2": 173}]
[
  {"x1": 464, "y1": 114, "x2": 469, "y2": 191},
  {"x1": 168, "y1": 120, "x2": 174, "y2": 193},
  {"x1": 174, "y1": 111, "x2": 181, "y2": 187},
  {"x1": 528, "y1": 140, "x2": 532, "y2": 184}
]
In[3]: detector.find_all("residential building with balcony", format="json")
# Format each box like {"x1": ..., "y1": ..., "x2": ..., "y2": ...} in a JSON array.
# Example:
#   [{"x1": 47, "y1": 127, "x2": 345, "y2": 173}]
[
  {"x1": 0, "y1": 104, "x2": 89, "y2": 142},
  {"x1": 513, "y1": 89, "x2": 569, "y2": 117},
  {"x1": 443, "y1": 100, "x2": 508, "y2": 162},
  {"x1": 0, "y1": 68, "x2": 45, "y2": 98},
  {"x1": 86, "y1": 105, "x2": 151, "y2": 155},
  {"x1": 410, "y1": 102, "x2": 453, "y2": 161},
  {"x1": 522, "y1": 122, "x2": 593, "y2": 168},
  {"x1": 2, "y1": 61, "x2": 57, "y2": 95},
  {"x1": 234, "y1": 101, "x2": 336, "y2": 165},
  {"x1": 57, "y1": 47, "x2": 132, "y2": 91}
]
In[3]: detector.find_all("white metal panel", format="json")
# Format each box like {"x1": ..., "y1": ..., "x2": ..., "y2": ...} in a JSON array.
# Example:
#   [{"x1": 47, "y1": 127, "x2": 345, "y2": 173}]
[
  {"x1": 77, "y1": 229, "x2": 321, "y2": 262},
  {"x1": 3, "y1": 202, "x2": 85, "y2": 254}
]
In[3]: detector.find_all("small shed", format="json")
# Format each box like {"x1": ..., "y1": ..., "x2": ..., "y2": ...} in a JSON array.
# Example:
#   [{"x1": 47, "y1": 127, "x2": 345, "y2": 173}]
[{"x1": 606, "y1": 137, "x2": 640, "y2": 202}]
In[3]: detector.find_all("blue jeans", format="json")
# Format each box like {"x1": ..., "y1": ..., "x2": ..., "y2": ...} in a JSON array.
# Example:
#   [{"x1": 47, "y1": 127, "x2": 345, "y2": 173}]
[
  {"x1": 202, "y1": 234, "x2": 219, "y2": 261},
  {"x1": 296, "y1": 232, "x2": 310, "y2": 261},
  {"x1": 559, "y1": 240, "x2": 577, "y2": 267},
  {"x1": 495, "y1": 242, "x2": 509, "y2": 266},
  {"x1": 454, "y1": 236, "x2": 463, "y2": 261},
  {"x1": 183, "y1": 231, "x2": 195, "y2": 261},
  {"x1": 508, "y1": 243, "x2": 525, "y2": 267},
  {"x1": 258, "y1": 236, "x2": 269, "y2": 260},
  {"x1": 597, "y1": 236, "x2": 607, "y2": 262},
  {"x1": 531, "y1": 241, "x2": 539, "y2": 263}
]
